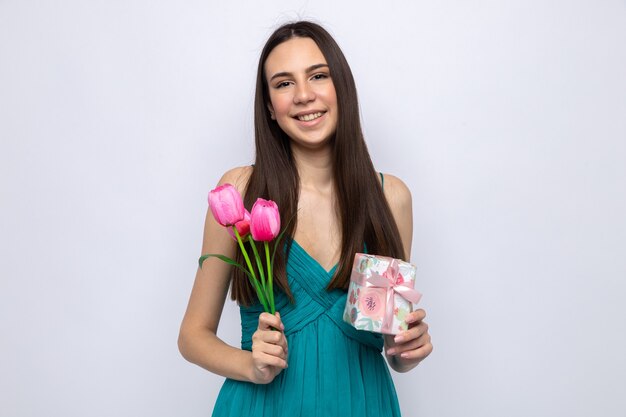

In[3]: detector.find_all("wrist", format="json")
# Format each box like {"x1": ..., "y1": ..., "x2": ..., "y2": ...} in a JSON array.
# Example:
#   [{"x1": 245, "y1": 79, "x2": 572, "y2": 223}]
[{"x1": 243, "y1": 350, "x2": 257, "y2": 383}]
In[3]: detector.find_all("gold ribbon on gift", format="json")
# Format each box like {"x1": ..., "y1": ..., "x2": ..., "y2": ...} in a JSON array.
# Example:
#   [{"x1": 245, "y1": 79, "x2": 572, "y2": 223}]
[{"x1": 352, "y1": 257, "x2": 422, "y2": 333}]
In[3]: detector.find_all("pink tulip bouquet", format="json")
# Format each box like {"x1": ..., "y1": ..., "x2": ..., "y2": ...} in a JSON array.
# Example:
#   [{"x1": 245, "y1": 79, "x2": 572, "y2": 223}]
[{"x1": 199, "y1": 184, "x2": 286, "y2": 314}]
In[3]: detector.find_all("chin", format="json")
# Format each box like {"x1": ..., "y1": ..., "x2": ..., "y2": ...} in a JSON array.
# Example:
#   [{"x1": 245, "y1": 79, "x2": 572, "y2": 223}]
[{"x1": 290, "y1": 133, "x2": 335, "y2": 149}]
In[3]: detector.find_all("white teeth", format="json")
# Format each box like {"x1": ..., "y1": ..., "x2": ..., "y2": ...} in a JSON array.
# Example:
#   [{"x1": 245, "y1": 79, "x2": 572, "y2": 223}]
[{"x1": 297, "y1": 112, "x2": 323, "y2": 121}]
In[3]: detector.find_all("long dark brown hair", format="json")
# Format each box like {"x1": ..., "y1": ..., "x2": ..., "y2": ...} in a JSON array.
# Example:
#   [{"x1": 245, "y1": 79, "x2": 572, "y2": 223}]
[{"x1": 231, "y1": 21, "x2": 405, "y2": 306}]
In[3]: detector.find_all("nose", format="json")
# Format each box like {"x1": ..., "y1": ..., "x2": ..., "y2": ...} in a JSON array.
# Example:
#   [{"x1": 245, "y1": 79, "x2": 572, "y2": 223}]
[{"x1": 293, "y1": 81, "x2": 315, "y2": 104}]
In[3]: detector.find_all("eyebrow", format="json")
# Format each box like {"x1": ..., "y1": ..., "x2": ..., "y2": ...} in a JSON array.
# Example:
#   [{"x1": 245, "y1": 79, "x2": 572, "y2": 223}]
[{"x1": 269, "y1": 63, "x2": 329, "y2": 82}]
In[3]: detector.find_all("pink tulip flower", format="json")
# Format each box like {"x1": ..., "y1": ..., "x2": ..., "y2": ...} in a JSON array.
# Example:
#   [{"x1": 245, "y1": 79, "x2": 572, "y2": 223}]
[
  {"x1": 227, "y1": 209, "x2": 251, "y2": 240},
  {"x1": 208, "y1": 184, "x2": 245, "y2": 227},
  {"x1": 250, "y1": 198, "x2": 281, "y2": 241}
]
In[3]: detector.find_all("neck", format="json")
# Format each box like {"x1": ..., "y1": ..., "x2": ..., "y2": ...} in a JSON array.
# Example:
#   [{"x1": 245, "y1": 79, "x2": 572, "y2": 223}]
[{"x1": 291, "y1": 143, "x2": 333, "y2": 192}]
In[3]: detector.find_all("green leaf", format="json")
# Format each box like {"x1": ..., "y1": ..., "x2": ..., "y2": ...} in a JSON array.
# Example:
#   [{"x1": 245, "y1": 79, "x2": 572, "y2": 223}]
[
  {"x1": 198, "y1": 253, "x2": 255, "y2": 281},
  {"x1": 201, "y1": 254, "x2": 270, "y2": 312}
]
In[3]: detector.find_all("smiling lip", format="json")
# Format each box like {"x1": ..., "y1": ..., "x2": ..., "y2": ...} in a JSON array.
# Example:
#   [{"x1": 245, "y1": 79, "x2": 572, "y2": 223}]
[{"x1": 293, "y1": 110, "x2": 326, "y2": 122}]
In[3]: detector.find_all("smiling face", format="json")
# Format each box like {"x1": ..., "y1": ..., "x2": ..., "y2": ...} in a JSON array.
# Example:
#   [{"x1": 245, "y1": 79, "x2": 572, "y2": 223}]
[{"x1": 264, "y1": 37, "x2": 338, "y2": 151}]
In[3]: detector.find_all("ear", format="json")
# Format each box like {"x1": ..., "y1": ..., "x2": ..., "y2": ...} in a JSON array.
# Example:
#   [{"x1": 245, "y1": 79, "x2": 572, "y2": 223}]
[{"x1": 267, "y1": 103, "x2": 276, "y2": 120}]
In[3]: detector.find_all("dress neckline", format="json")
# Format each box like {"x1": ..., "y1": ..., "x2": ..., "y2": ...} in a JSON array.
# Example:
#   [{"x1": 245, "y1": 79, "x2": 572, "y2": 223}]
[{"x1": 290, "y1": 239, "x2": 339, "y2": 275}]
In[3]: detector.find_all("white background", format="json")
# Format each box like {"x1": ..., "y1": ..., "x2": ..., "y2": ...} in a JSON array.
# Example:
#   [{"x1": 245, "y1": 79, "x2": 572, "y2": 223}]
[{"x1": 1, "y1": 1, "x2": 625, "y2": 416}]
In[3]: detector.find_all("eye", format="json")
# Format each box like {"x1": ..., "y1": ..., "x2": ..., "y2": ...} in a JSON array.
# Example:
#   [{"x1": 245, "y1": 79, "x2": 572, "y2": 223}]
[
  {"x1": 311, "y1": 73, "x2": 329, "y2": 81},
  {"x1": 275, "y1": 81, "x2": 291, "y2": 89}
]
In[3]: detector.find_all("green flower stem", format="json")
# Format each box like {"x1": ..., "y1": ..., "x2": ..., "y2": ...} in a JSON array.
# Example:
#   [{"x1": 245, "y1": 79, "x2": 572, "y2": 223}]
[
  {"x1": 248, "y1": 236, "x2": 267, "y2": 297},
  {"x1": 234, "y1": 227, "x2": 269, "y2": 312},
  {"x1": 265, "y1": 241, "x2": 275, "y2": 314}
]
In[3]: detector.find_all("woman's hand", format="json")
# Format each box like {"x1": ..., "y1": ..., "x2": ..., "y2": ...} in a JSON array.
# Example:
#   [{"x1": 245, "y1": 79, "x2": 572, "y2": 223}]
[
  {"x1": 249, "y1": 312, "x2": 289, "y2": 384},
  {"x1": 384, "y1": 309, "x2": 432, "y2": 371}
]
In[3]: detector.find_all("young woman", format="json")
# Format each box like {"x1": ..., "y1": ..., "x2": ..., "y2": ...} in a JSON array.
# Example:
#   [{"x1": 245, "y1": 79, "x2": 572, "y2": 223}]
[{"x1": 179, "y1": 21, "x2": 433, "y2": 416}]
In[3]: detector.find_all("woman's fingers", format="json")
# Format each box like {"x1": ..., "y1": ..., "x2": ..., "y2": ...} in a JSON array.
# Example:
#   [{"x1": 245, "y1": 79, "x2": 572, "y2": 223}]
[
  {"x1": 258, "y1": 312, "x2": 285, "y2": 331},
  {"x1": 250, "y1": 312, "x2": 289, "y2": 383},
  {"x1": 252, "y1": 339, "x2": 287, "y2": 359},
  {"x1": 252, "y1": 351, "x2": 288, "y2": 369},
  {"x1": 405, "y1": 309, "x2": 426, "y2": 324},
  {"x1": 252, "y1": 311, "x2": 289, "y2": 358},
  {"x1": 383, "y1": 312, "x2": 433, "y2": 368},
  {"x1": 387, "y1": 331, "x2": 430, "y2": 355},
  {"x1": 386, "y1": 318, "x2": 431, "y2": 356},
  {"x1": 398, "y1": 338, "x2": 433, "y2": 361},
  {"x1": 254, "y1": 327, "x2": 283, "y2": 342},
  {"x1": 254, "y1": 326, "x2": 288, "y2": 350},
  {"x1": 391, "y1": 321, "x2": 428, "y2": 345},
  {"x1": 407, "y1": 320, "x2": 429, "y2": 340}
]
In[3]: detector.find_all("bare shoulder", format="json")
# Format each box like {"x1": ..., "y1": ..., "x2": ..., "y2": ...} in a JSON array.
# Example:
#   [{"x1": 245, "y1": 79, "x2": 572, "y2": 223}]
[
  {"x1": 381, "y1": 173, "x2": 412, "y2": 212},
  {"x1": 381, "y1": 173, "x2": 413, "y2": 259},
  {"x1": 217, "y1": 166, "x2": 253, "y2": 194}
]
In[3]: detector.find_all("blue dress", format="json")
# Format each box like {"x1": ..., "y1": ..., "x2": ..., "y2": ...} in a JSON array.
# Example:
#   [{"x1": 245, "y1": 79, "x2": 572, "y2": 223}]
[{"x1": 211, "y1": 240, "x2": 402, "y2": 416}]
